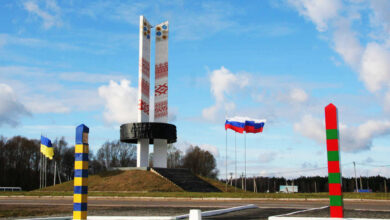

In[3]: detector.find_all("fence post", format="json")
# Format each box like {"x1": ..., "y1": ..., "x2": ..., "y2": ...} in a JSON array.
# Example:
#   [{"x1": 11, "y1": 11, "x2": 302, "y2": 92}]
[
  {"x1": 325, "y1": 104, "x2": 343, "y2": 218},
  {"x1": 73, "y1": 124, "x2": 89, "y2": 220}
]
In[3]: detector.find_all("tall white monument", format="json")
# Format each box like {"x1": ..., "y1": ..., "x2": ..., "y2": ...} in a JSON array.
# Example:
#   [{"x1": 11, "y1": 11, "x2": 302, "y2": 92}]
[
  {"x1": 120, "y1": 15, "x2": 174, "y2": 168},
  {"x1": 153, "y1": 21, "x2": 169, "y2": 168},
  {"x1": 137, "y1": 16, "x2": 152, "y2": 167}
]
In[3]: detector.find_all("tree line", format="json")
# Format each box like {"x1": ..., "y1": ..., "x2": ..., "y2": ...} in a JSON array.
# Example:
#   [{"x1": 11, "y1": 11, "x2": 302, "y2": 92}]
[
  {"x1": 0, "y1": 136, "x2": 218, "y2": 190},
  {"x1": 226, "y1": 175, "x2": 389, "y2": 193},
  {"x1": 1, "y1": 135, "x2": 388, "y2": 192}
]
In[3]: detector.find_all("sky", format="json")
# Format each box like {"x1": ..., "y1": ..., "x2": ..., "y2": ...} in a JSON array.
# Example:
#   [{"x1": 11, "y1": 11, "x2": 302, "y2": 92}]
[{"x1": 1, "y1": 0, "x2": 390, "y2": 179}]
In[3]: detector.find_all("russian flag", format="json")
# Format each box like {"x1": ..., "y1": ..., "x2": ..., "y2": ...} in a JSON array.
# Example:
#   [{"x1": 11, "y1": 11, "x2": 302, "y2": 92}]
[
  {"x1": 225, "y1": 117, "x2": 245, "y2": 133},
  {"x1": 245, "y1": 120, "x2": 266, "y2": 133}
]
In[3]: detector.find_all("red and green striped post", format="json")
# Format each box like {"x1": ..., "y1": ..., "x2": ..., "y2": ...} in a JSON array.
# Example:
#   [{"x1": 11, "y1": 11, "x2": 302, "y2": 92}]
[{"x1": 325, "y1": 103, "x2": 343, "y2": 218}]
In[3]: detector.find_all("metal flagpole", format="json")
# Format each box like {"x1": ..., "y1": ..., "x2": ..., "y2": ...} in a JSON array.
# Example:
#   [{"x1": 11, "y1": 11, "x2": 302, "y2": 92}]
[
  {"x1": 53, "y1": 161, "x2": 56, "y2": 186},
  {"x1": 225, "y1": 129, "x2": 227, "y2": 192},
  {"x1": 42, "y1": 154, "x2": 44, "y2": 188},
  {"x1": 234, "y1": 132, "x2": 237, "y2": 192},
  {"x1": 244, "y1": 132, "x2": 247, "y2": 192},
  {"x1": 44, "y1": 157, "x2": 47, "y2": 188},
  {"x1": 42, "y1": 156, "x2": 44, "y2": 188},
  {"x1": 43, "y1": 157, "x2": 45, "y2": 188},
  {"x1": 58, "y1": 168, "x2": 62, "y2": 184},
  {"x1": 39, "y1": 153, "x2": 42, "y2": 189},
  {"x1": 39, "y1": 134, "x2": 42, "y2": 189}
]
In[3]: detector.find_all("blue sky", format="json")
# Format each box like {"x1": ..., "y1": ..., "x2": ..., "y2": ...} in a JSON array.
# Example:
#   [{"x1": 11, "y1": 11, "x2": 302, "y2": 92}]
[{"x1": 1, "y1": 0, "x2": 390, "y2": 179}]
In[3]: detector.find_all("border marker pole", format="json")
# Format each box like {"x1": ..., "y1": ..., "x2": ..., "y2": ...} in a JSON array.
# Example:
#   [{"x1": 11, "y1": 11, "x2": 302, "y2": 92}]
[
  {"x1": 73, "y1": 124, "x2": 89, "y2": 220},
  {"x1": 324, "y1": 103, "x2": 344, "y2": 218}
]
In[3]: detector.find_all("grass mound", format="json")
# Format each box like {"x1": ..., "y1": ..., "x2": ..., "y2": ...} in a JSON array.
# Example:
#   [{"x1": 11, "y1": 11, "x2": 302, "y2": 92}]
[
  {"x1": 40, "y1": 170, "x2": 183, "y2": 192},
  {"x1": 198, "y1": 176, "x2": 243, "y2": 192}
]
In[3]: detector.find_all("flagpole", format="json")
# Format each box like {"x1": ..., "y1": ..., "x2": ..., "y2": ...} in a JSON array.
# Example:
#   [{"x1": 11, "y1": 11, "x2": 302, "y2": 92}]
[
  {"x1": 42, "y1": 156, "x2": 44, "y2": 188},
  {"x1": 43, "y1": 155, "x2": 44, "y2": 188},
  {"x1": 53, "y1": 161, "x2": 56, "y2": 186},
  {"x1": 45, "y1": 157, "x2": 47, "y2": 188},
  {"x1": 58, "y1": 166, "x2": 62, "y2": 184},
  {"x1": 234, "y1": 131, "x2": 237, "y2": 192},
  {"x1": 225, "y1": 129, "x2": 228, "y2": 192},
  {"x1": 39, "y1": 153, "x2": 42, "y2": 189},
  {"x1": 244, "y1": 132, "x2": 247, "y2": 192},
  {"x1": 40, "y1": 133, "x2": 42, "y2": 189}
]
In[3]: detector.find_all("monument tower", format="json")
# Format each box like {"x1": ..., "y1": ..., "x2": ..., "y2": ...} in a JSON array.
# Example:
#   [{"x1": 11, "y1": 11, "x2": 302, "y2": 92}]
[{"x1": 120, "y1": 16, "x2": 176, "y2": 168}]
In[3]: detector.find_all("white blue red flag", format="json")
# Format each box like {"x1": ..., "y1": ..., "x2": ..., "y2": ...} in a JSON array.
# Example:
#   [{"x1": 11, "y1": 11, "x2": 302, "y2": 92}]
[
  {"x1": 225, "y1": 117, "x2": 246, "y2": 133},
  {"x1": 245, "y1": 120, "x2": 266, "y2": 133},
  {"x1": 225, "y1": 117, "x2": 266, "y2": 134}
]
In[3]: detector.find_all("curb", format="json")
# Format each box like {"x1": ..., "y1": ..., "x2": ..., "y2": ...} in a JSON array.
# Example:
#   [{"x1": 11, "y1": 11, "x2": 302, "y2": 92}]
[{"x1": 1, "y1": 196, "x2": 389, "y2": 202}]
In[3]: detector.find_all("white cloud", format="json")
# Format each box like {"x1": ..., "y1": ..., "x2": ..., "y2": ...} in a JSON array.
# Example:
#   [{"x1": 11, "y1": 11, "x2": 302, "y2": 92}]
[
  {"x1": 360, "y1": 42, "x2": 390, "y2": 92},
  {"x1": 175, "y1": 140, "x2": 219, "y2": 157},
  {"x1": 23, "y1": 0, "x2": 62, "y2": 29},
  {"x1": 333, "y1": 18, "x2": 364, "y2": 69},
  {"x1": 370, "y1": 0, "x2": 390, "y2": 34},
  {"x1": 210, "y1": 66, "x2": 248, "y2": 103},
  {"x1": 98, "y1": 79, "x2": 138, "y2": 124},
  {"x1": 289, "y1": 88, "x2": 309, "y2": 103},
  {"x1": 25, "y1": 98, "x2": 70, "y2": 114},
  {"x1": 384, "y1": 91, "x2": 390, "y2": 112},
  {"x1": 199, "y1": 144, "x2": 219, "y2": 157},
  {"x1": 258, "y1": 151, "x2": 277, "y2": 163},
  {"x1": 288, "y1": 0, "x2": 342, "y2": 32},
  {"x1": 202, "y1": 66, "x2": 248, "y2": 122},
  {"x1": 293, "y1": 115, "x2": 325, "y2": 144},
  {"x1": 294, "y1": 114, "x2": 390, "y2": 152},
  {"x1": 0, "y1": 84, "x2": 30, "y2": 126},
  {"x1": 289, "y1": 0, "x2": 390, "y2": 115}
]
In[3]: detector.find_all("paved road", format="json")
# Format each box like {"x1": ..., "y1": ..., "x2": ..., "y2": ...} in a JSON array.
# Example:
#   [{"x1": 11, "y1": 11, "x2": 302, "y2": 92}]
[{"x1": 1, "y1": 197, "x2": 389, "y2": 211}]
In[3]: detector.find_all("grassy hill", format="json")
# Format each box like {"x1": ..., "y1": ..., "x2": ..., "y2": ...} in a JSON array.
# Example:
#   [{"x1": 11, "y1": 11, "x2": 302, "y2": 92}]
[{"x1": 41, "y1": 170, "x2": 184, "y2": 192}]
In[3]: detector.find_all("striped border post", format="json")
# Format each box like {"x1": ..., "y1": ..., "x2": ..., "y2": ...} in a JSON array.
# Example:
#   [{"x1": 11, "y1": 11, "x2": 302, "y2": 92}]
[
  {"x1": 325, "y1": 104, "x2": 343, "y2": 218},
  {"x1": 73, "y1": 124, "x2": 89, "y2": 220}
]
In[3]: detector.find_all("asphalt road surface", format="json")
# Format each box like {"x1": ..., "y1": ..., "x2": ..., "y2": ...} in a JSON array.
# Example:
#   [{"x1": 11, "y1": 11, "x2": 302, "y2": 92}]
[{"x1": 1, "y1": 196, "x2": 389, "y2": 211}]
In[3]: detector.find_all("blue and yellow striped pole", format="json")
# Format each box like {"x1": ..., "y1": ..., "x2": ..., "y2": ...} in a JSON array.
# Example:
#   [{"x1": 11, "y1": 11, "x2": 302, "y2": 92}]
[{"x1": 73, "y1": 124, "x2": 89, "y2": 220}]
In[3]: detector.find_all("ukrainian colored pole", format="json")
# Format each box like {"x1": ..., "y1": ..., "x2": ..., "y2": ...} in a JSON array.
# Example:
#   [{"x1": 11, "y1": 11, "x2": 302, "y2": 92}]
[
  {"x1": 73, "y1": 124, "x2": 89, "y2": 220},
  {"x1": 325, "y1": 103, "x2": 344, "y2": 218}
]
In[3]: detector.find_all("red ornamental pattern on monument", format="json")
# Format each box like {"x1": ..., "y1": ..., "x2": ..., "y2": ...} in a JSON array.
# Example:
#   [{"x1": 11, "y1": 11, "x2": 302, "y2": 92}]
[
  {"x1": 140, "y1": 58, "x2": 150, "y2": 79},
  {"x1": 155, "y1": 83, "x2": 168, "y2": 96},
  {"x1": 138, "y1": 99, "x2": 149, "y2": 115},
  {"x1": 155, "y1": 62, "x2": 168, "y2": 79},
  {"x1": 155, "y1": 101, "x2": 167, "y2": 118},
  {"x1": 141, "y1": 79, "x2": 150, "y2": 97}
]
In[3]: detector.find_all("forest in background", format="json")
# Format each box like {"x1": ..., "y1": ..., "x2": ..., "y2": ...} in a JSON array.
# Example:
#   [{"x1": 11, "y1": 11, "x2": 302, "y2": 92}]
[
  {"x1": 0, "y1": 136, "x2": 218, "y2": 190},
  {"x1": 0, "y1": 135, "x2": 388, "y2": 192}
]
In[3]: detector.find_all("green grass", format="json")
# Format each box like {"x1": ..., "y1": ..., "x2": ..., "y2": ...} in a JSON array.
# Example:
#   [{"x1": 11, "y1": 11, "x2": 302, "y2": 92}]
[{"x1": 1, "y1": 191, "x2": 389, "y2": 200}]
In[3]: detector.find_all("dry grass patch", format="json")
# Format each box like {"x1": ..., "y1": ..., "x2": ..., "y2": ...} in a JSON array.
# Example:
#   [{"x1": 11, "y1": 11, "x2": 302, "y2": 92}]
[{"x1": 41, "y1": 170, "x2": 183, "y2": 192}]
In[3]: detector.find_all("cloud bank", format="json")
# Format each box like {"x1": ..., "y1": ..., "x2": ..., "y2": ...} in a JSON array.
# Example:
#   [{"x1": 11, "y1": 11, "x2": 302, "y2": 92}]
[
  {"x1": 294, "y1": 114, "x2": 390, "y2": 152},
  {"x1": 0, "y1": 84, "x2": 30, "y2": 126}
]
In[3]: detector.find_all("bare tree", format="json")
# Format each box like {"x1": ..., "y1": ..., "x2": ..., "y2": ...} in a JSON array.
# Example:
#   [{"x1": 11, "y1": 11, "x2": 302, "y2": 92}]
[{"x1": 181, "y1": 146, "x2": 219, "y2": 178}]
